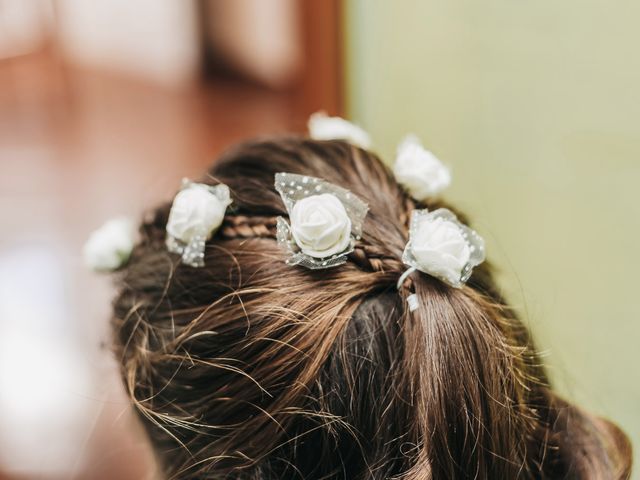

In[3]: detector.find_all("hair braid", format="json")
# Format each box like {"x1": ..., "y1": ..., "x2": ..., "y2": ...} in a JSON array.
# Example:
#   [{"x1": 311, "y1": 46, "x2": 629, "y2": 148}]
[
  {"x1": 221, "y1": 214, "x2": 406, "y2": 274},
  {"x1": 220, "y1": 215, "x2": 278, "y2": 238}
]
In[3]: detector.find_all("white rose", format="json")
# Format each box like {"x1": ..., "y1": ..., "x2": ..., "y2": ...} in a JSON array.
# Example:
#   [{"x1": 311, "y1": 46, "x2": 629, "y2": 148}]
[
  {"x1": 83, "y1": 217, "x2": 136, "y2": 271},
  {"x1": 308, "y1": 111, "x2": 372, "y2": 149},
  {"x1": 411, "y1": 216, "x2": 470, "y2": 284},
  {"x1": 394, "y1": 135, "x2": 451, "y2": 200},
  {"x1": 166, "y1": 183, "x2": 231, "y2": 244},
  {"x1": 290, "y1": 193, "x2": 352, "y2": 258}
]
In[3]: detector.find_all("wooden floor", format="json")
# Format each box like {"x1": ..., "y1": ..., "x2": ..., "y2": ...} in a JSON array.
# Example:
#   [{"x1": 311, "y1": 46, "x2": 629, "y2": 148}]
[{"x1": 0, "y1": 52, "x2": 306, "y2": 480}]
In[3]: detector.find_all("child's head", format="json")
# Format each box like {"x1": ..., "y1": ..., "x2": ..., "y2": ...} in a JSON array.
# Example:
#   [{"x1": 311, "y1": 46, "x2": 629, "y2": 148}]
[{"x1": 111, "y1": 137, "x2": 631, "y2": 479}]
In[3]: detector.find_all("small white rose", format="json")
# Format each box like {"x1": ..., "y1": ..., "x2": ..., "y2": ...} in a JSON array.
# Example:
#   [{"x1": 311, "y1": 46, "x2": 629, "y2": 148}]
[
  {"x1": 394, "y1": 134, "x2": 451, "y2": 201},
  {"x1": 166, "y1": 183, "x2": 231, "y2": 245},
  {"x1": 308, "y1": 111, "x2": 372, "y2": 149},
  {"x1": 290, "y1": 193, "x2": 352, "y2": 258},
  {"x1": 83, "y1": 217, "x2": 136, "y2": 272},
  {"x1": 274, "y1": 173, "x2": 369, "y2": 269},
  {"x1": 410, "y1": 216, "x2": 471, "y2": 285}
]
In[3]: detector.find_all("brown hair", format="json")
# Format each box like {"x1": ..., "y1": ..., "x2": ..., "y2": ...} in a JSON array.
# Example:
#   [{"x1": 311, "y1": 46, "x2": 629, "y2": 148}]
[{"x1": 112, "y1": 138, "x2": 632, "y2": 479}]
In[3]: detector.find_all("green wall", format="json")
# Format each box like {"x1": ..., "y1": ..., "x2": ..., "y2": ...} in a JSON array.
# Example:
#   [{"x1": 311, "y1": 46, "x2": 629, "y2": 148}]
[{"x1": 346, "y1": 0, "x2": 639, "y2": 471}]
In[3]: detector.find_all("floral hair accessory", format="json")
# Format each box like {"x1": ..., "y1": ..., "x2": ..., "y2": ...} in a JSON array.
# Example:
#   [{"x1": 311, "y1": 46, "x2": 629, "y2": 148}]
[
  {"x1": 166, "y1": 179, "x2": 232, "y2": 267},
  {"x1": 275, "y1": 172, "x2": 368, "y2": 269},
  {"x1": 393, "y1": 134, "x2": 451, "y2": 201},
  {"x1": 400, "y1": 208, "x2": 485, "y2": 289},
  {"x1": 308, "y1": 111, "x2": 372, "y2": 149},
  {"x1": 84, "y1": 217, "x2": 136, "y2": 272}
]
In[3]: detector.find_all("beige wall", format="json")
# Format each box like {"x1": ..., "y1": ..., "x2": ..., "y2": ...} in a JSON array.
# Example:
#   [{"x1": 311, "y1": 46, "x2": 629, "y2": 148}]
[{"x1": 346, "y1": 0, "x2": 640, "y2": 469}]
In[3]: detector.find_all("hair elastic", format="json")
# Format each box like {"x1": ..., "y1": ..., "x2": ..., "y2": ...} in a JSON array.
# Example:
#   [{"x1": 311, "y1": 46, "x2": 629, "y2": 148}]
[
  {"x1": 396, "y1": 266, "x2": 416, "y2": 290},
  {"x1": 397, "y1": 266, "x2": 420, "y2": 312}
]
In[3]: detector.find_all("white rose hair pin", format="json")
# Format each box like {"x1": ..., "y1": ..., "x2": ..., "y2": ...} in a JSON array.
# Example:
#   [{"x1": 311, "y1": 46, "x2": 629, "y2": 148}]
[
  {"x1": 398, "y1": 208, "x2": 485, "y2": 310},
  {"x1": 274, "y1": 172, "x2": 368, "y2": 269},
  {"x1": 308, "y1": 111, "x2": 372, "y2": 149},
  {"x1": 83, "y1": 216, "x2": 137, "y2": 272},
  {"x1": 165, "y1": 179, "x2": 232, "y2": 267},
  {"x1": 393, "y1": 134, "x2": 451, "y2": 201}
]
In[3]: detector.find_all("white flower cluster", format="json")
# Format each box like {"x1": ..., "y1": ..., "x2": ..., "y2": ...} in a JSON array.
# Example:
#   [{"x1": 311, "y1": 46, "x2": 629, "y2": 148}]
[
  {"x1": 307, "y1": 113, "x2": 450, "y2": 202},
  {"x1": 304, "y1": 113, "x2": 481, "y2": 287},
  {"x1": 85, "y1": 114, "x2": 484, "y2": 293},
  {"x1": 84, "y1": 180, "x2": 233, "y2": 272}
]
